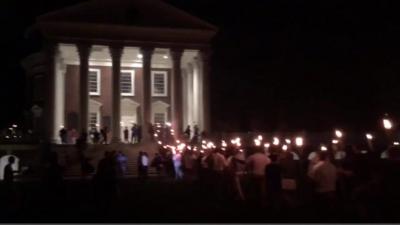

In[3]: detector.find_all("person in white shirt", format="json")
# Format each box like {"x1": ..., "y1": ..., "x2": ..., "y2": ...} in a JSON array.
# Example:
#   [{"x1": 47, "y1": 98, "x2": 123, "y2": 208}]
[
  {"x1": 246, "y1": 148, "x2": 271, "y2": 205},
  {"x1": 227, "y1": 149, "x2": 246, "y2": 200},
  {"x1": 308, "y1": 151, "x2": 337, "y2": 218}
]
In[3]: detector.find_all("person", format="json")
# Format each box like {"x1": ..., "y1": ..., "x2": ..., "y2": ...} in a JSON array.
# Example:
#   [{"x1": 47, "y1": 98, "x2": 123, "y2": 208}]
[
  {"x1": 184, "y1": 125, "x2": 191, "y2": 139},
  {"x1": 93, "y1": 128, "x2": 100, "y2": 144},
  {"x1": 101, "y1": 126, "x2": 108, "y2": 144},
  {"x1": 227, "y1": 148, "x2": 246, "y2": 201},
  {"x1": 173, "y1": 150, "x2": 183, "y2": 180},
  {"x1": 308, "y1": 151, "x2": 337, "y2": 219},
  {"x1": 123, "y1": 127, "x2": 129, "y2": 143},
  {"x1": 4, "y1": 156, "x2": 17, "y2": 185},
  {"x1": 93, "y1": 151, "x2": 118, "y2": 213},
  {"x1": 138, "y1": 151, "x2": 149, "y2": 181},
  {"x1": 192, "y1": 125, "x2": 199, "y2": 144},
  {"x1": 137, "y1": 125, "x2": 142, "y2": 143},
  {"x1": 116, "y1": 151, "x2": 128, "y2": 176},
  {"x1": 131, "y1": 124, "x2": 137, "y2": 143},
  {"x1": 181, "y1": 149, "x2": 197, "y2": 180},
  {"x1": 265, "y1": 154, "x2": 283, "y2": 209},
  {"x1": 151, "y1": 153, "x2": 163, "y2": 177},
  {"x1": 89, "y1": 127, "x2": 97, "y2": 143},
  {"x1": 246, "y1": 147, "x2": 271, "y2": 206},
  {"x1": 69, "y1": 128, "x2": 78, "y2": 144},
  {"x1": 59, "y1": 127, "x2": 67, "y2": 144}
]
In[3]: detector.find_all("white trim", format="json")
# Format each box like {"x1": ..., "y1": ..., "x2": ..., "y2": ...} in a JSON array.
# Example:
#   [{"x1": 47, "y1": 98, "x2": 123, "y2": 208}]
[
  {"x1": 89, "y1": 68, "x2": 101, "y2": 96},
  {"x1": 64, "y1": 60, "x2": 171, "y2": 69},
  {"x1": 151, "y1": 71, "x2": 168, "y2": 97},
  {"x1": 120, "y1": 69, "x2": 135, "y2": 96}
]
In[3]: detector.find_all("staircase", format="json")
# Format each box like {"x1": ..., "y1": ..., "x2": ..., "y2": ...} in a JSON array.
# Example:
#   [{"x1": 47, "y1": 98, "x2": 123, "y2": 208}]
[{"x1": 54, "y1": 141, "x2": 160, "y2": 178}]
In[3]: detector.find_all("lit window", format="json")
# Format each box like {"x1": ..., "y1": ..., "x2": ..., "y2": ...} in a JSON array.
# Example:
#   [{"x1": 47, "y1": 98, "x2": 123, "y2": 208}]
[
  {"x1": 89, "y1": 68, "x2": 101, "y2": 95},
  {"x1": 154, "y1": 113, "x2": 166, "y2": 124},
  {"x1": 120, "y1": 70, "x2": 135, "y2": 96},
  {"x1": 151, "y1": 71, "x2": 168, "y2": 96},
  {"x1": 89, "y1": 112, "x2": 99, "y2": 129}
]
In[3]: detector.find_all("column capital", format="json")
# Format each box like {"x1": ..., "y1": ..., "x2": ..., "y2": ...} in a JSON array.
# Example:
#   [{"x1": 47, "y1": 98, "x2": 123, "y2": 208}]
[
  {"x1": 109, "y1": 45, "x2": 124, "y2": 60},
  {"x1": 140, "y1": 46, "x2": 155, "y2": 59},
  {"x1": 170, "y1": 48, "x2": 184, "y2": 61},
  {"x1": 77, "y1": 43, "x2": 92, "y2": 59}
]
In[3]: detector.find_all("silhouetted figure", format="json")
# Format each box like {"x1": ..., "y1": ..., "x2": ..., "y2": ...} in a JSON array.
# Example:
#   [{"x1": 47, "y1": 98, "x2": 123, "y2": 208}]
[
  {"x1": 3, "y1": 156, "x2": 19, "y2": 217},
  {"x1": 137, "y1": 125, "x2": 142, "y2": 143},
  {"x1": 43, "y1": 151, "x2": 65, "y2": 212},
  {"x1": 93, "y1": 151, "x2": 118, "y2": 213},
  {"x1": 59, "y1": 127, "x2": 67, "y2": 144},
  {"x1": 184, "y1": 125, "x2": 191, "y2": 139},
  {"x1": 265, "y1": 154, "x2": 283, "y2": 210},
  {"x1": 131, "y1": 124, "x2": 138, "y2": 143},
  {"x1": 151, "y1": 153, "x2": 163, "y2": 176},
  {"x1": 191, "y1": 125, "x2": 199, "y2": 144},
  {"x1": 4, "y1": 156, "x2": 17, "y2": 185},
  {"x1": 123, "y1": 127, "x2": 129, "y2": 143},
  {"x1": 93, "y1": 128, "x2": 100, "y2": 144},
  {"x1": 101, "y1": 126, "x2": 108, "y2": 144},
  {"x1": 148, "y1": 123, "x2": 155, "y2": 141}
]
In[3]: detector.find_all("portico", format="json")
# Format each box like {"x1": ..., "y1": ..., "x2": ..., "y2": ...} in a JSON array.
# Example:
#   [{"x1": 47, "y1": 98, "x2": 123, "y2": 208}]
[{"x1": 29, "y1": 0, "x2": 217, "y2": 143}]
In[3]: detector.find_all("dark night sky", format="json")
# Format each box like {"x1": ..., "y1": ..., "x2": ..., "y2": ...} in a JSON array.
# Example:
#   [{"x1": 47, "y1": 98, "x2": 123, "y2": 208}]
[{"x1": 1, "y1": 0, "x2": 400, "y2": 132}]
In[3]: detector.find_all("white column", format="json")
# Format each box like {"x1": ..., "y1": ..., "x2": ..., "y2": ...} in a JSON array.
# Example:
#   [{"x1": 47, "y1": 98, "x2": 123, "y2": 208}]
[
  {"x1": 195, "y1": 55, "x2": 204, "y2": 131},
  {"x1": 187, "y1": 63, "x2": 194, "y2": 127},
  {"x1": 192, "y1": 62, "x2": 199, "y2": 128},
  {"x1": 53, "y1": 54, "x2": 66, "y2": 143},
  {"x1": 182, "y1": 68, "x2": 188, "y2": 128}
]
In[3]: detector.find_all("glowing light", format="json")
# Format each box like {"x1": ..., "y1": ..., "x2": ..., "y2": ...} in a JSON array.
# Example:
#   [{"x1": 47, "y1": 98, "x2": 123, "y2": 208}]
[
  {"x1": 137, "y1": 54, "x2": 143, "y2": 59},
  {"x1": 239, "y1": 149, "x2": 243, "y2": 152},
  {"x1": 176, "y1": 140, "x2": 180, "y2": 144},
  {"x1": 12, "y1": 124, "x2": 17, "y2": 128},
  {"x1": 166, "y1": 122, "x2": 172, "y2": 127},
  {"x1": 321, "y1": 145, "x2": 328, "y2": 151},
  {"x1": 394, "y1": 142, "x2": 399, "y2": 146},
  {"x1": 177, "y1": 143, "x2": 186, "y2": 150},
  {"x1": 264, "y1": 143, "x2": 270, "y2": 148},
  {"x1": 366, "y1": 133, "x2": 373, "y2": 140},
  {"x1": 285, "y1": 139, "x2": 291, "y2": 144},
  {"x1": 157, "y1": 141, "x2": 162, "y2": 145},
  {"x1": 383, "y1": 119, "x2": 393, "y2": 130},
  {"x1": 5, "y1": 136, "x2": 9, "y2": 139},
  {"x1": 202, "y1": 140, "x2": 206, "y2": 144},
  {"x1": 163, "y1": 55, "x2": 168, "y2": 59},
  {"x1": 254, "y1": 139, "x2": 261, "y2": 146},
  {"x1": 335, "y1": 130, "x2": 343, "y2": 138},
  {"x1": 221, "y1": 141, "x2": 227, "y2": 147},
  {"x1": 332, "y1": 139, "x2": 339, "y2": 144},
  {"x1": 295, "y1": 137, "x2": 303, "y2": 147},
  {"x1": 257, "y1": 135, "x2": 263, "y2": 140},
  {"x1": 60, "y1": 125, "x2": 64, "y2": 129},
  {"x1": 273, "y1": 137, "x2": 280, "y2": 146},
  {"x1": 95, "y1": 123, "x2": 100, "y2": 127},
  {"x1": 282, "y1": 144, "x2": 288, "y2": 151}
]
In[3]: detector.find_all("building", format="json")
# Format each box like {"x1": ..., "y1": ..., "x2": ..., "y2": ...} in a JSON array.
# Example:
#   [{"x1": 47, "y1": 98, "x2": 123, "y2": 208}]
[{"x1": 22, "y1": 0, "x2": 217, "y2": 143}]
